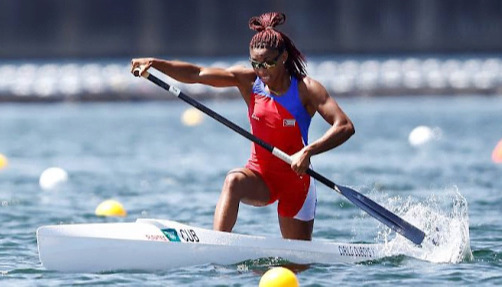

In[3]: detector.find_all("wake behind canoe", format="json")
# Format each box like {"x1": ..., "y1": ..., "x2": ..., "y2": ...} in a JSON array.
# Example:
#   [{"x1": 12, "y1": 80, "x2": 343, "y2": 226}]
[{"x1": 36, "y1": 218, "x2": 392, "y2": 272}]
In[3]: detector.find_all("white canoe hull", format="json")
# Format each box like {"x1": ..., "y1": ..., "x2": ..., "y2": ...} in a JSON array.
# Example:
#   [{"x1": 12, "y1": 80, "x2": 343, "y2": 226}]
[{"x1": 37, "y1": 218, "x2": 392, "y2": 272}]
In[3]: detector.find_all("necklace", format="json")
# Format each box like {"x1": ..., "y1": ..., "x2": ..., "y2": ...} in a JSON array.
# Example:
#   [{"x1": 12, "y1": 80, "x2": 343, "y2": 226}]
[
  {"x1": 267, "y1": 86, "x2": 284, "y2": 95},
  {"x1": 267, "y1": 77, "x2": 291, "y2": 95}
]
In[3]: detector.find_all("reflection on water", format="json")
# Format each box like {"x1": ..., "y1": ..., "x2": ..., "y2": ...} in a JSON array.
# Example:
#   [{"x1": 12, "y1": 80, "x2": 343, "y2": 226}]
[{"x1": 1, "y1": 55, "x2": 501, "y2": 101}]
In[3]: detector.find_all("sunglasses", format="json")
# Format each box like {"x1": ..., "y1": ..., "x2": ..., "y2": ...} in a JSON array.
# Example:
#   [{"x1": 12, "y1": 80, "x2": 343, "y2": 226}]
[{"x1": 249, "y1": 52, "x2": 283, "y2": 70}]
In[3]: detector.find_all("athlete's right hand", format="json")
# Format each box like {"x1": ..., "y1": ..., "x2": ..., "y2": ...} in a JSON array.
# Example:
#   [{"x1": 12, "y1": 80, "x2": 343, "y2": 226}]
[
  {"x1": 130, "y1": 58, "x2": 154, "y2": 77},
  {"x1": 290, "y1": 146, "x2": 312, "y2": 175}
]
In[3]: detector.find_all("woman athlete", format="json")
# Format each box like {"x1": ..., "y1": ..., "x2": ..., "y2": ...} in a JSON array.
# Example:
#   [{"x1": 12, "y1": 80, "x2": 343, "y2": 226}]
[{"x1": 131, "y1": 12, "x2": 354, "y2": 241}]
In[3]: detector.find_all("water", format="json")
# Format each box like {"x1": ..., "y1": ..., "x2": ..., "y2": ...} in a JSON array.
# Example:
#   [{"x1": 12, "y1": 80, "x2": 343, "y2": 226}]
[{"x1": 1, "y1": 95, "x2": 501, "y2": 286}]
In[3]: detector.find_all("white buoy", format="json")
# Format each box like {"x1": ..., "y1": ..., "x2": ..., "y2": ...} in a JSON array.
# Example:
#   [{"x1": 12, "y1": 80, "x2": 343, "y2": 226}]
[
  {"x1": 181, "y1": 107, "x2": 204, "y2": 126},
  {"x1": 39, "y1": 167, "x2": 68, "y2": 190},
  {"x1": 408, "y1": 125, "x2": 441, "y2": 147}
]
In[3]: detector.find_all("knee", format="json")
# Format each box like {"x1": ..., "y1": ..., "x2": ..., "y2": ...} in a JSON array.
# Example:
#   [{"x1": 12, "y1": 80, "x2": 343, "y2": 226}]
[{"x1": 223, "y1": 171, "x2": 246, "y2": 193}]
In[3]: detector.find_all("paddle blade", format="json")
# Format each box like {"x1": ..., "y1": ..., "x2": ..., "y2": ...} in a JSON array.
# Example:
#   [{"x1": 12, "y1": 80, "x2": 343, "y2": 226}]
[{"x1": 337, "y1": 184, "x2": 425, "y2": 245}]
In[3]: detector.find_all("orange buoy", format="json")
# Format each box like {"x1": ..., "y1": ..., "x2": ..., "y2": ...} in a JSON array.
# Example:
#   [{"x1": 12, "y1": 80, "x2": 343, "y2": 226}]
[{"x1": 492, "y1": 139, "x2": 502, "y2": 163}]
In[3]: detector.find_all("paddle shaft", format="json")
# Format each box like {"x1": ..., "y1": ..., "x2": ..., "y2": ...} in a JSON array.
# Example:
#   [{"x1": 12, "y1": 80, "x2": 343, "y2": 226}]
[{"x1": 134, "y1": 69, "x2": 425, "y2": 245}]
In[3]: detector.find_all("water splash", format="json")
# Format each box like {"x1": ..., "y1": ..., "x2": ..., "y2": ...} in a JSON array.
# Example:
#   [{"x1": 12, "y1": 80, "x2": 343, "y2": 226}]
[{"x1": 378, "y1": 188, "x2": 473, "y2": 263}]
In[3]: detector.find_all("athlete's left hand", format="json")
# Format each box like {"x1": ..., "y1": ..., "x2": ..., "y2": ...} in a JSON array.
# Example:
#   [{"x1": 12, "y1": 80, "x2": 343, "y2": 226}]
[{"x1": 290, "y1": 147, "x2": 312, "y2": 175}]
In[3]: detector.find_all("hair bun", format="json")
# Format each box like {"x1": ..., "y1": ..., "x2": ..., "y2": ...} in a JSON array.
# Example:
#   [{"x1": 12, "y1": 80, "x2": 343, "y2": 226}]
[{"x1": 248, "y1": 12, "x2": 286, "y2": 32}]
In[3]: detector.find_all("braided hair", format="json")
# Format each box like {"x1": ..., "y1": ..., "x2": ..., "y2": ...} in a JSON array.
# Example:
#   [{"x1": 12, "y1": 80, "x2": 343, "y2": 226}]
[{"x1": 249, "y1": 12, "x2": 307, "y2": 79}]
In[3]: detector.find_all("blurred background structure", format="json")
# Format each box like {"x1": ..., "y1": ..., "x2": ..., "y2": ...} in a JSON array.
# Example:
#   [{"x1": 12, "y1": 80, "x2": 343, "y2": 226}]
[{"x1": 1, "y1": 0, "x2": 502, "y2": 101}]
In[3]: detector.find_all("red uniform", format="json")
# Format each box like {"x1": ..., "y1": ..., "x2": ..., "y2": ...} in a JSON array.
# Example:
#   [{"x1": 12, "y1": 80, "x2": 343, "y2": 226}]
[{"x1": 246, "y1": 77, "x2": 317, "y2": 220}]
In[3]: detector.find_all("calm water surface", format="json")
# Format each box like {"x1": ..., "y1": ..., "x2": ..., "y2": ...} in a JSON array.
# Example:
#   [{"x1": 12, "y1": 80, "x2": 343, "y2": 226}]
[{"x1": 1, "y1": 95, "x2": 501, "y2": 286}]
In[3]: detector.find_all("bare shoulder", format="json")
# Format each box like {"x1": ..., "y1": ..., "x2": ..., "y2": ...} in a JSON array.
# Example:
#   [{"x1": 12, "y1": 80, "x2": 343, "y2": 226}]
[
  {"x1": 297, "y1": 76, "x2": 330, "y2": 114},
  {"x1": 226, "y1": 65, "x2": 256, "y2": 103},
  {"x1": 227, "y1": 65, "x2": 256, "y2": 81},
  {"x1": 299, "y1": 76, "x2": 328, "y2": 96}
]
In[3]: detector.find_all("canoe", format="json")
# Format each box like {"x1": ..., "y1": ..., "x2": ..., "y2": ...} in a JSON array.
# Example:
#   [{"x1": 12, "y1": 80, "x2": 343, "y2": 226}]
[{"x1": 37, "y1": 218, "x2": 395, "y2": 272}]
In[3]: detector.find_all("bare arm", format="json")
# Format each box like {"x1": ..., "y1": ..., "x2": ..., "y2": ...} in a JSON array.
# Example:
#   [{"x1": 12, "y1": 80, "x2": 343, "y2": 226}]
[
  {"x1": 131, "y1": 58, "x2": 256, "y2": 101},
  {"x1": 291, "y1": 77, "x2": 355, "y2": 174},
  {"x1": 305, "y1": 77, "x2": 355, "y2": 155}
]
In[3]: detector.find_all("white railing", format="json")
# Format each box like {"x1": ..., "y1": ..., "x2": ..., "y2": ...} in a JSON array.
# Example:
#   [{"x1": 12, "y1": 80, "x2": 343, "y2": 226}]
[{"x1": 1, "y1": 56, "x2": 501, "y2": 101}]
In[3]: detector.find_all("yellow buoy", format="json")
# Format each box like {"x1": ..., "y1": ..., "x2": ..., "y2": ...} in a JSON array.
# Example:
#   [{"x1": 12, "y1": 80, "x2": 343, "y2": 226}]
[
  {"x1": 259, "y1": 267, "x2": 299, "y2": 287},
  {"x1": 95, "y1": 199, "x2": 127, "y2": 217},
  {"x1": 181, "y1": 107, "x2": 204, "y2": 126},
  {"x1": 0, "y1": 153, "x2": 8, "y2": 170},
  {"x1": 492, "y1": 139, "x2": 502, "y2": 163}
]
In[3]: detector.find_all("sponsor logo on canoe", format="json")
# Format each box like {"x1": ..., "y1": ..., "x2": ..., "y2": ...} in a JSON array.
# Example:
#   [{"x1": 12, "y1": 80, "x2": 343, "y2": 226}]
[
  {"x1": 145, "y1": 234, "x2": 169, "y2": 242},
  {"x1": 283, "y1": 119, "x2": 296, "y2": 127},
  {"x1": 179, "y1": 229, "x2": 200, "y2": 243},
  {"x1": 338, "y1": 245, "x2": 376, "y2": 258},
  {"x1": 161, "y1": 228, "x2": 181, "y2": 242}
]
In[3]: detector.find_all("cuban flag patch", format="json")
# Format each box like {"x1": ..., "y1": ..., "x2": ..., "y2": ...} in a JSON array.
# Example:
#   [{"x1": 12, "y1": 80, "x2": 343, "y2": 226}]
[{"x1": 283, "y1": 119, "x2": 296, "y2": 127}]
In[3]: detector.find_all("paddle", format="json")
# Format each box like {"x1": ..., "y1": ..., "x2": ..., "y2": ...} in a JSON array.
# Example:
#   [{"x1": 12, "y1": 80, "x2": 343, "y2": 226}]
[{"x1": 133, "y1": 68, "x2": 426, "y2": 245}]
